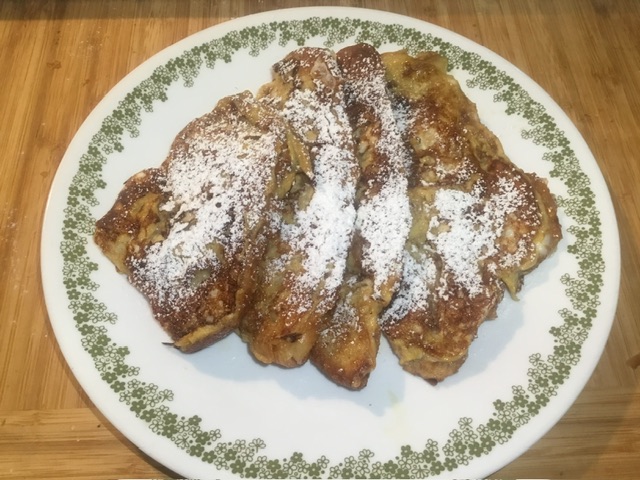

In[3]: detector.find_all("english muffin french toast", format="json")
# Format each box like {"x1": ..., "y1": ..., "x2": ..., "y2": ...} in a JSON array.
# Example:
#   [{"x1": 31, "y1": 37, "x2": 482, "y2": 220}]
[
  {"x1": 310, "y1": 44, "x2": 411, "y2": 389},
  {"x1": 94, "y1": 92, "x2": 297, "y2": 352},
  {"x1": 380, "y1": 50, "x2": 562, "y2": 382}
]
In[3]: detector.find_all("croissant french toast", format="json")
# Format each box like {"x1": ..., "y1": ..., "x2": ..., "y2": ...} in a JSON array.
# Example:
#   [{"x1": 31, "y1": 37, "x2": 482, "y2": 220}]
[
  {"x1": 380, "y1": 50, "x2": 562, "y2": 382},
  {"x1": 94, "y1": 92, "x2": 297, "y2": 352},
  {"x1": 310, "y1": 44, "x2": 411, "y2": 389},
  {"x1": 238, "y1": 47, "x2": 360, "y2": 368}
]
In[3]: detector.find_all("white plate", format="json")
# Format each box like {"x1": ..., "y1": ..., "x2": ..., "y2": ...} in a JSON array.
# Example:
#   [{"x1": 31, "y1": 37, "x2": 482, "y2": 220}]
[{"x1": 41, "y1": 7, "x2": 620, "y2": 479}]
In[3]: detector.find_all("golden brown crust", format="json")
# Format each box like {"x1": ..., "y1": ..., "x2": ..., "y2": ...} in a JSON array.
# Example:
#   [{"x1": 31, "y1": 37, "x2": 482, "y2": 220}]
[
  {"x1": 310, "y1": 44, "x2": 411, "y2": 389},
  {"x1": 380, "y1": 50, "x2": 562, "y2": 382},
  {"x1": 94, "y1": 168, "x2": 169, "y2": 276},
  {"x1": 94, "y1": 92, "x2": 295, "y2": 352},
  {"x1": 238, "y1": 47, "x2": 359, "y2": 368}
]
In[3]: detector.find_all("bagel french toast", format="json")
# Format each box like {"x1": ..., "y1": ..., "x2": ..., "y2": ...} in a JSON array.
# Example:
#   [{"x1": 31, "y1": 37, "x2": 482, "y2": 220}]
[
  {"x1": 94, "y1": 92, "x2": 297, "y2": 352},
  {"x1": 310, "y1": 44, "x2": 411, "y2": 389},
  {"x1": 380, "y1": 50, "x2": 562, "y2": 382}
]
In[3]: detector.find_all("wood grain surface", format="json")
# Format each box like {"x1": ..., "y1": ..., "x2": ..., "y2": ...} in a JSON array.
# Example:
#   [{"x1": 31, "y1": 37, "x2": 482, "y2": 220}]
[{"x1": 1, "y1": 0, "x2": 638, "y2": 478}]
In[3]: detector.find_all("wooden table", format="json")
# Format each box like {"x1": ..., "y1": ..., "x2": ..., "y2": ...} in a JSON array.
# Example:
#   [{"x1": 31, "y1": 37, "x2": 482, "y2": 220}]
[{"x1": 1, "y1": 1, "x2": 638, "y2": 478}]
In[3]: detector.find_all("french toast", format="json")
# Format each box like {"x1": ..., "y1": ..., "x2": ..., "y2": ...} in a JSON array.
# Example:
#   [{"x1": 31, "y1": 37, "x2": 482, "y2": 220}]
[
  {"x1": 94, "y1": 92, "x2": 297, "y2": 352},
  {"x1": 94, "y1": 44, "x2": 562, "y2": 389},
  {"x1": 238, "y1": 47, "x2": 360, "y2": 368},
  {"x1": 380, "y1": 50, "x2": 562, "y2": 382},
  {"x1": 310, "y1": 44, "x2": 412, "y2": 389}
]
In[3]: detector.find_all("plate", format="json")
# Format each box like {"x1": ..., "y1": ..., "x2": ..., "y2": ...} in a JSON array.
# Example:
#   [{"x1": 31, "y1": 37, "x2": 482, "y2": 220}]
[{"x1": 41, "y1": 7, "x2": 620, "y2": 479}]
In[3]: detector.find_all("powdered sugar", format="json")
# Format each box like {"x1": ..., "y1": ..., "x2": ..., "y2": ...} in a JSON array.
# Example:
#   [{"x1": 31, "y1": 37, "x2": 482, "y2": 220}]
[
  {"x1": 381, "y1": 246, "x2": 437, "y2": 323},
  {"x1": 383, "y1": 172, "x2": 529, "y2": 322},
  {"x1": 343, "y1": 59, "x2": 412, "y2": 299},
  {"x1": 428, "y1": 175, "x2": 527, "y2": 297},
  {"x1": 356, "y1": 179, "x2": 410, "y2": 296},
  {"x1": 283, "y1": 88, "x2": 349, "y2": 148},
  {"x1": 131, "y1": 105, "x2": 282, "y2": 306},
  {"x1": 326, "y1": 282, "x2": 358, "y2": 333},
  {"x1": 274, "y1": 69, "x2": 358, "y2": 313}
]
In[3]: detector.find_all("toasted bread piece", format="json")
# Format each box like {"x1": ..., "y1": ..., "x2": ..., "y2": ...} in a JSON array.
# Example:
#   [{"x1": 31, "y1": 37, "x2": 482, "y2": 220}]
[
  {"x1": 380, "y1": 50, "x2": 562, "y2": 382},
  {"x1": 310, "y1": 44, "x2": 411, "y2": 389},
  {"x1": 238, "y1": 48, "x2": 359, "y2": 367},
  {"x1": 94, "y1": 92, "x2": 296, "y2": 352}
]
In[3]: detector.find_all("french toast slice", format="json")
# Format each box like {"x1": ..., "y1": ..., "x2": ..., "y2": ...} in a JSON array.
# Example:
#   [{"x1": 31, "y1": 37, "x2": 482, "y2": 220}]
[
  {"x1": 380, "y1": 50, "x2": 562, "y2": 382},
  {"x1": 94, "y1": 92, "x2": 296, "y2": 352},
  {"x1": 238, "y1": 47, "x2": 360, "y2": 367},
  {"x1": 310, "y1": 44, "x2": 412, "y2": 389}
]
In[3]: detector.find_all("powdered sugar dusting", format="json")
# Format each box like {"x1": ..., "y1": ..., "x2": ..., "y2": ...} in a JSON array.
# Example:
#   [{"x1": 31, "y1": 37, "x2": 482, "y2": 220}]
[
  {"x1": 283, "y1": 88, "x2": 349, "y2": 148},
  {"x1": 381, "y1": 246, "x2": 437, "y2": 323},
  {"x1": 342, "y1": 55, "x2": 412, "y2": 299},
  {"x1": 131, "y1": 104, "x2": 281, "y2": 306},
  {"x1": 428, "y1": 175, "x2": 527, "y2": 297},
  {"x1": 274, "y1": 66, "x2": 358, "y2": 313},
  {"x1": 326, "y1": 282, "x2": 358, "y2": 334},
  {"x1": 356, "y1": 179, "x2": 410, "y2": 296},
  {"x1": 383, "y1": 171, "x2": 530, "y2": 322}
]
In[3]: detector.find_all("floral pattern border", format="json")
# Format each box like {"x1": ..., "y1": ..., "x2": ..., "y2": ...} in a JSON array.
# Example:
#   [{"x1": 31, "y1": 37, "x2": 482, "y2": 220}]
[{"x1": 58, "y1": 16, "x2": 603, "y2": 478}]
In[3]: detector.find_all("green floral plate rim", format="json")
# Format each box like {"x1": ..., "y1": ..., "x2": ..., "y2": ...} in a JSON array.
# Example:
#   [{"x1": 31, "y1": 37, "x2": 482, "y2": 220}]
[{"x1": 41, "y1": 7, "x2": 620, "y2": 479}]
